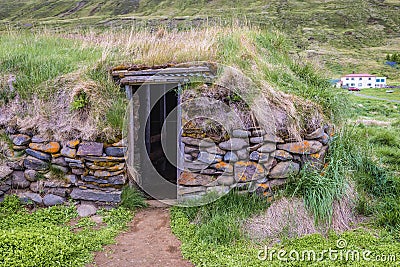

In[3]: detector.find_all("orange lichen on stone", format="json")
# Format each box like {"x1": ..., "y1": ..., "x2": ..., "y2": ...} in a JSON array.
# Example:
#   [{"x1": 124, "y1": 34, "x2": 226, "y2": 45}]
[
  {"x1": 259, "y1": 183, "x2": 268, "y2": 189},
  {"x1": 311, "y1": 153, "x2": 320, "y2": 159},
  {"x1": 67, "y1": 140, "x2": 80, "y2": 148},
  {"x1": 29, "y1": 142, "x2": 61, "y2": 154}
]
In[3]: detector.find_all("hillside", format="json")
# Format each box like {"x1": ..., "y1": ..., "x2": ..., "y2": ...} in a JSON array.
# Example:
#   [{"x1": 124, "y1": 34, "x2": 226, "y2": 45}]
[{"x1": 1, "y1": 0, "x2": 400, "y2": 82}]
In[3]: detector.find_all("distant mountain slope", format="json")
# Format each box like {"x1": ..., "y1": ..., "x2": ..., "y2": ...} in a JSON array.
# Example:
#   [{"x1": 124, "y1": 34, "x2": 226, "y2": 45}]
[{"x1": 0, "y1": 0, "x2": 139, "y2": 20}]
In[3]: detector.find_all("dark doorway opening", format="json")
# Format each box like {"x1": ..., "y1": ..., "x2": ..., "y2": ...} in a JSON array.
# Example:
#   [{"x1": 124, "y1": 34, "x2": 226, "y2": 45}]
[
  {"x1": 136, "y1": 84, "x2": 180, "y2": 200},
  {"x1": 147, "y1": 85, "x2": 178, "y2": 185}
]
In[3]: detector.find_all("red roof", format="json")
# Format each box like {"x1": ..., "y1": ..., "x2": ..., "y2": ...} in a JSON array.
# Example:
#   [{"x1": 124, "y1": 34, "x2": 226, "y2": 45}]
[{"x1": 344, "y1": 73, "x2": 376, "y2": 78}]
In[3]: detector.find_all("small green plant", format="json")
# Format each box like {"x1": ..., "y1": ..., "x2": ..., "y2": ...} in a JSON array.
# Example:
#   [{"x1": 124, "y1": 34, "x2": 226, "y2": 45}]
[
  {"x1": 120, "y1": 186, "x2": 148, "y2": 210},
  {"x1": 49, "y1": 165, "x2": 66, "y2": 180},
  {"x1": 70, "y1": 91, "x2": 89, "y2": 111}
]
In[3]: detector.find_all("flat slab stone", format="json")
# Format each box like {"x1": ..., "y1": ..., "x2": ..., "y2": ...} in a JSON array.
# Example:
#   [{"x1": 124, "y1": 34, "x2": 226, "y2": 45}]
[
  {"x1": 219, "y1": 138, "x2": 248, "y2": 151},
  {"x1": 0, "y1": 165, "x2": 13, "y2": 180},
  {"x1": 277, "y1": 140, "x2": 323, "y2": 155},
  {"x1": 70, "y1": 188, "x2": 122, "y2": 203},
  {"x1": 77, "y1": 142, "x2": 104, "y2": 157},
  {"x1": 77, "y1": 204, "x2": 97, "y2": 217},
  {"x1": 19, "y1": 192, "x2": 43, "y2": 204},
  {"x1": 305, "y1": 128, "x2": 325, "y2": 140},
  {"x1": 257, "y1": 143, "x2": 276, "y2": 153},
  {"x1": 178, "y1": 171, "x2": 216, "y2": 186},
  {"x1": 269, "y1": 161, "x2": 300, "y2": 179},
  {"x1": 60, "y1": 147, "x2": 77, "y2": 158},
  {"x1": 273, "y1": 150, "x2": 293, "y2": 161},
  {"x1": 82, "y1": 175, "x2": 126, "y2": 185},
  {"x1": 232, "y1": 130, "x2": 250, "y2": 138},
  {"x1": 29, "y1": 142, "x2": 61, "y2": 154},
  {"x1": 24, "y1": 156, "x2": 49, "y2": 171},
  {"x1": 181, "y1": 137, "x2": 214, "y2": 147},
  {"x1": 105, "y1": 146, "x2": 126, "y2": 157},
  {"x1": 13, "y1": 134, "x2": 31, "y2": 146},
  {"x1": 25, "y1": 149, "x2": 51, "y2": 161},
  {"x1": 210, "y1": 162, "x2": 233, "y2": 173},
  {"x1": 43, "y1": 194, "x2": 65, "y2": 206}
]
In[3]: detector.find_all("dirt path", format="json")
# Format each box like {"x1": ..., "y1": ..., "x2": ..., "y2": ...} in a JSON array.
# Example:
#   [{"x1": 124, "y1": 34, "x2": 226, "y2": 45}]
[{"x1": 88, "y1": 208, "x2": 193, "y2": 267}]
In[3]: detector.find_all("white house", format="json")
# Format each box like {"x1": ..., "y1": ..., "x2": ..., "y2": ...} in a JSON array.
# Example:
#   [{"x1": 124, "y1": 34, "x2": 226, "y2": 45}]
[{"x1": 340, "y1": 74, "x2": 387, "y2": 89}]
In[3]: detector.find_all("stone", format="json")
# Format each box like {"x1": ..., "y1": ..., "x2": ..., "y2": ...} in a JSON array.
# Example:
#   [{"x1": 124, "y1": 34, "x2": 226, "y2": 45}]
[
  {"x1": 178, "y1": 186, "x2": 206, "y2": 196},
  {"x1": 65, "y1": 174, "x2": 78, "y2": 185},
  {"x1": 197, "y1": 152, "x2": 223, "y2": 164},
  {"x1": 182, "y1": 161, "x2": 209, "y2": 172},
  {"x1": 43, "y1": 194, "x2": 65, "y2": 206},
  {"x1": 6, "y1": 161, "x2": 24, "y2": 171},
  {"x1": 86, "y1": 162, "x2": 125, "y2": 172},
  {"x1": 64, "y1": 158, "x2": 83, "y2": 164},
  {"x1": 219, "y1": 138, "x2": 248, "y2": 151},
  {"x1": 301, "y1": 145, "x2": 329, "y2": 170},
  {"x1": 0, "y1": 165, "x2": 13, "y2": 180},
  {"x1": 13, "y1": 134, "x2": 31, "y2": 146},
  {"x1": 204, "y1": 146, "x2": 226, "y2": 155},
  {"x1": 77, "y1": 142, "x2": 104, "y2": 157},
  {"x1": 217, "y1": 175, "x2": 236, "y2": 186},
  {"x1": 247, "y1": 143, "x2": 263, "y2": 152},
  {"x1": 29, "y1": 182, "x2": 42, "y2": 193},
  {"x1": 29, "y1": 142, "x2": 61, "y2": 154},
  {"x1": 250, "y1": 137, "x2": 263, "y2": 144},
  {"x1": 72, "y1": 168, "x2": 85, "y2": 175},
  {"x1": 43, "y1": 180, "x2": 71, "y2": 188},
  {"x1": 263, "y1": 134, "x2": 284, "y2": 143},
  {"x1": 184, "y1": 154, "x2": 193, "y2": 162},
  {"x1": 60, "y1": 147, "x2": 76, "y2": 158},
  {"x1": 251, "y1": 129, "x2": 266, "y2": 136},
  {"x1": 24, "y1": 169, "x2": 38, "y2": 182},
  {"x1": 24, "y1": 156, "x2": 49, "y2": 171},
  {"x1": 66, "y1": 140, "x2": 80, "y2": 148},
  {"x1": 105, "y1": 146, "x2": 126, "y2": 157},
  {"x1": 77, "y1": 204, "x2": 97, "y2": 217},
  {"x1": 249, "y1": 151, "x2": 260, "y2": 161},
  {"x1": 82, "y1": 175, "x2": 126, "y2": 185},
  {"x1": 178, "y1": 172, "x2": 216, "y2": 186},
  {"x1": 69, "y1": 162, "x2": 85, "y2": 169},
  {"x1": 200, "y1": 169, "x2": 217, "y2": 175},
  {"x1": 277, "y1": 140, "x2": 323, "y2": 155},
  {"x1": 232, "y1": 130, "x2": 251, "y2": 138},
  {"x1": 274, "y1": 150, "x2": 293, "y2": 161},
  {"x1": 184, "y1": 146, "x2": 199, "y2": 154},
  {"x1": 269, "y1": 161, "x2": 300, "y2": 179},
  {"x1": 11, "y1": 171, "x2": 30, "y2": 188},
  {"x1": 51, "y1": 157, "x2": 68, "y2": 167},
  {"x1": 0, "y1": 184, "x2": 11, "y2": 192},
  {"x1": 237, "y1": 149, "x2": 248, "y2": 160},
  {"x1": 93, "y1": 170, "x2": 124, "y2": 178},
  {"x1": 305, "y1": 128, "x2": 325, "y2": 140},
  {"x1": 224, "y1": 152, "x2": 239, "y2": 162},
  {"x1": 70, "y1": 188, "x2": 122, "y2": 203},
  {"x1": 210, "y1": 162, "x2": 234, "y2": 173},
  {"x1": 51, "y1": 165, "x2": 69, "y2": 174},
  {"x1": 234, "y1": 161, "x2": 265, "y2": 182},
  {"x1": 257, "y1": 143, "x2": 276, "y2": 153},
  {"x1": 44, "y1": 188, "x2": 71, "y2": 197},
  {"x1": 83, "y1": 156, "x2": 125, "y2": 163},
  {"x1": 181, "y1": 137, "x2": 214, "y2": 147},
  {"x1": 258, "y1": 153, "x2": 270, "y2": 163},
  {"x1": 319, "y1": 133, "x2": 330, "y2": 145},
  {"x1": 25, "y1": 149, "x2": 51, "y2": 161},
  {"x1": 19, "y1": 192, "x2": 42, "y2": 204},
  {"x1": 31, "y1": 136, "x2": 46, "y2": 143}
]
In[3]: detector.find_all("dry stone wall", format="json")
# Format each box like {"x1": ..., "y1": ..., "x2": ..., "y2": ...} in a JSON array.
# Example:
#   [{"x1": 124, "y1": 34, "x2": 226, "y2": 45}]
[
  {"x1": 0, "y1": 131, "x2": 127, "y2": 206},
  {"x1": 178, "y1": 126, "x2": 331, "y2": 200}
]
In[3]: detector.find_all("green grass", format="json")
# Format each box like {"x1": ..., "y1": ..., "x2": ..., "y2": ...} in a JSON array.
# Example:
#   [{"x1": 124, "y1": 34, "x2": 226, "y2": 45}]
[
  {"x1": 120, "y1": 186, "x2": 148, "y2": 210},
  {"x1": 357, "y1": 88, "x2": 400, "y2": 101},
  {"x1": 0, "y1": 195, "x2": 133, "y2": 267},
  {"x1": 171, "y1": 200, "x2": 400, "y2": 267},
  {"x1": 0, "y1": 32, "x2": 101, "y2": 100}
]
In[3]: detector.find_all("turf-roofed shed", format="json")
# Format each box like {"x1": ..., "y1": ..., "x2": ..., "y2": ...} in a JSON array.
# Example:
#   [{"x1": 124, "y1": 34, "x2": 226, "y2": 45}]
[{"x1": 112, "y1": 62, "x2": 332, "y2": 204}]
